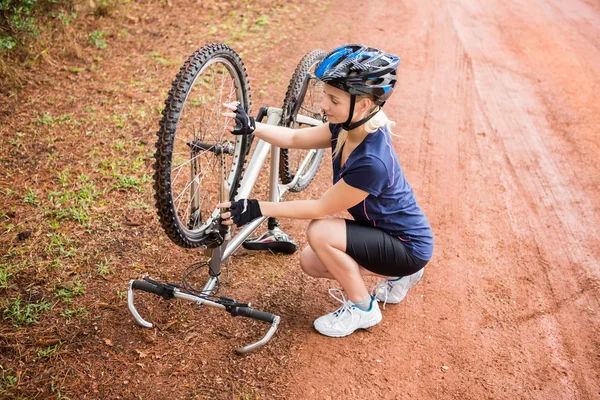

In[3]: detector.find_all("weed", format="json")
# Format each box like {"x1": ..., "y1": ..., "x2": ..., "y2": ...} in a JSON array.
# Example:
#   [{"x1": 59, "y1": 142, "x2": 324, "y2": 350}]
[
  {"x1": 127, "y1": 200, "x2": 150, "y2": 209},
  {"x1": 0, "y1": 265, "x2": 14, "y2": 289},
  {"x1": 57, "y1": 169, "x2": 71, "y2": 187},
  {"x1": 87, "y1": 31, "x2": 107, "y2": 49},
  {"x1": 116, "y1": 290, "x2": 126, "y2": 300},
  {"x1": 35, "y1": 112, "x2": 72, "y2": 126},
  {"x1": 45, "y1": 232, "x2": 77, "y2": 258},
  {"x1": 2, "y1": 295, "x2": 51, "y2": 326},
  {"x1": 55, "y1": 280, "x2": 85, "y2": 304},
  {"x1": 0, "y1": 365, "x2": 17, "y2": 392},
  {"x1": 114, "y1": 174, "x2": 150, "y2": 191},
  {"x1": 48, "y1": 219, "x2": 60, "y2": 230},
  {"x1": 8, "y1": 138, "x2": 22, "y2": 148},
  {"x1": 23, "y1": 187, "x2": 39, "y2": 205},
  {"x1": 96, "y1": 257, "x2": 112, "y2": 276},
  {"x1": 255, "y1": 14, "x2": 269, "y2": 26},
  {"x1": 36, "y1": 342, "x2": 60, "y2": 359},
  {"x1": 57, "y1": 12, "x2": 77, "y2": 26},
  {"x1": 61, "y1": 307, "x2": 87, "y2": 319},
  {"x1": 64, "y1": 66, "x2": 83, "y2": 74},
  {"x1": 149, "y1": 51, "x2": 171, "y2": 66}
]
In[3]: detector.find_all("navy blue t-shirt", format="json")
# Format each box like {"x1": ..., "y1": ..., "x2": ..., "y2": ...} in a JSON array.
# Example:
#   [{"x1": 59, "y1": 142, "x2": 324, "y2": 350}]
[{"x1": 330, "y1": 124, "x2": 434, "y2": 261}]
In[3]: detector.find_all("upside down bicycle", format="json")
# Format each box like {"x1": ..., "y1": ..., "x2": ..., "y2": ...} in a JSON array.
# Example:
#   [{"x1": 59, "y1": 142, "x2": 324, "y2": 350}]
[{"x1": 127, "y1": 43, "x2": 327, "y2": 353}]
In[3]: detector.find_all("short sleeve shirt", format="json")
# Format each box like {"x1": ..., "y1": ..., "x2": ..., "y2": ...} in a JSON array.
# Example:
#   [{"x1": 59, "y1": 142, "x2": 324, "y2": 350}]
[{"x1": 330, "y1": 124, "x2": 434, "y2": 261}]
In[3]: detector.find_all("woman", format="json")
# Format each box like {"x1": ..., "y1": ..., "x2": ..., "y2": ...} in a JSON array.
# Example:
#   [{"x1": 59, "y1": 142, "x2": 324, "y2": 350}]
[{"x1": 218, "y1": 44, "x2": 434, "y2": 338}]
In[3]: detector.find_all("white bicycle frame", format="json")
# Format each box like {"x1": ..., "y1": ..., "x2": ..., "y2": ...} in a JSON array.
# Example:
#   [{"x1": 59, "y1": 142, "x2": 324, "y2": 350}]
[{"x1": 204, "y1": 107, "x2": 323, "y2": 292}]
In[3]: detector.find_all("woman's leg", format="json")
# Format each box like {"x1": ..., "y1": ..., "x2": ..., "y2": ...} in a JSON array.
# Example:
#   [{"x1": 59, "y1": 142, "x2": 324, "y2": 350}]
[
  {"x1": 303, "y1": 218, "x2": 374, "y2": 303},
  {"x1": 300, "y1": 245, "x2": 386, "y2": 279}
]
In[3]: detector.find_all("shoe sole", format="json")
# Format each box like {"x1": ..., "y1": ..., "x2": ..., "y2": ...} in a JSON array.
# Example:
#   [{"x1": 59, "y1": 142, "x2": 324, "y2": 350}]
[{"x1": 314, "y1": 314, "x2": 383, "y2": 338}]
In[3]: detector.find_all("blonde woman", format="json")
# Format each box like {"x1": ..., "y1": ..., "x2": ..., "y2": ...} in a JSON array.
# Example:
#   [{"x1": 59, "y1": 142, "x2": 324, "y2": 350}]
[{"x1": 219, "y1": 44, "x2": 434, "y2": 338}]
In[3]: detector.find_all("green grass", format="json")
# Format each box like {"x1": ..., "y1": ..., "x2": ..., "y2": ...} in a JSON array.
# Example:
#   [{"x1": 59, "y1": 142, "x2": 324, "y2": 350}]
[
  {"x1": 2, "y1": 295, "x2": 51, "y2": 327},
  {"x1": 0, "y1": 365, "x2": 17, "y2": 392},
  {"x1": 0, "y1": 264, "x2": 14, "y2": 289},
  {"x1": 55, "y1": 280, "x2": 85, "y2": 304},
  {"x1": 45, "y1": 232, "x2": 77, "y2": 258},
  {"x1": 96, "y1": 257, "x2": 112, "y2": 277},
  {"x1": 149, "y1": 51, "x2": 171, "y2": 66},
  {"x1": 61, "y1": 307, "x2": 87, "y2": 319},
  {"x1": 36, "y1": 342, "x2": 60, "y2": 359},
  {"x1": 23, "y1": 187, "x2": 39, "y2": 205},
  {"x1": 114, "y1": 174, "x2": 151, "y2": 191},
  {"x1": 87, "y1": 31, "x2": 107, "y2": 49}
]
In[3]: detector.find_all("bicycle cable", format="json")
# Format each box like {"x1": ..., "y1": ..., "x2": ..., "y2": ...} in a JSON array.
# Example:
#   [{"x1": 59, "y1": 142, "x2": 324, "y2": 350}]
[{"x1": 181, "y1": 259, "x2": 221, "y2": 300}]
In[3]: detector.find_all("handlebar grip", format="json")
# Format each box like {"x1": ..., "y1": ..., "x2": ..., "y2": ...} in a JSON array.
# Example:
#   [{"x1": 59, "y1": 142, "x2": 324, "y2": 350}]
[
  {"x1": 256, "y1": 106, "x2": 268, "y2": 123},
  {"x1": 131, "y1": 280, "x2": 174, "y2": 299},
  {"x1": 231, "y1": 307, "x2": 276, "y2": 323}
]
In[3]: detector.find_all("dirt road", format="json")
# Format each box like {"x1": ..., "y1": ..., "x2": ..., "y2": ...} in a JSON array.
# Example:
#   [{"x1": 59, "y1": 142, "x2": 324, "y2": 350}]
[
  {"x1": 1, "y1": 0, "x2": 599, "y2": 398},
  {"x1": 283, "y1": 0, "x2": 600, "y2": 398}
]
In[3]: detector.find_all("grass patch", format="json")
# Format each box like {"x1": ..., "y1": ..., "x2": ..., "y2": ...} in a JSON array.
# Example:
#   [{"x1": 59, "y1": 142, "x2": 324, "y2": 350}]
[
  {"x1": 55, "y1": 280, "x2": 85, "y2": 303},
  {"x1": 61, "y1": 306, "x2": 87, "y2": 319},
  {"x1": 36, "y1": 342, "x2": 61, "y2": 360},
  {"x1": 2, "y1": 295, "x2": 51, "y2": 326},
  {"x1": 45, "y1": 232, "x2": 77, "y2": 258},
  {"x1": 0, "y1": 264, "x2": 15, "y2": 289},
  {"x1": 0, "y1": 365, "x2": 17, "y2": 392},
  {"x1": 96, "y1": 256, "x2": 112, "y2": 276},
  {"x1": 87, "y1": 31, "x2": 107, "y2": 49}
]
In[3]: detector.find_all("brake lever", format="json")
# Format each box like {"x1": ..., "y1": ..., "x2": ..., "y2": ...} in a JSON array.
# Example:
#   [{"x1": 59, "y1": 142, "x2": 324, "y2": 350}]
[{"x1": 235, "y1": 315, "x2": 281, "y2": 354}]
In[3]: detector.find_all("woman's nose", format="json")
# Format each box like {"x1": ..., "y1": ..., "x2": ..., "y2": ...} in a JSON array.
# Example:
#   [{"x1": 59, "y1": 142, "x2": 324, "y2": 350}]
[{"x1": 319, "y1": 98, "x2": 328, "y2": 111}]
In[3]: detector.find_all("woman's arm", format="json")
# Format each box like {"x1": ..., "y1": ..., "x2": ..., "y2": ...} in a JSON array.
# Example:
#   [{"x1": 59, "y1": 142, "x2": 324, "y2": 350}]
[
  {"x1": 222, "y1": 102, "x2": 332, "y2": 150},
  {"x1": 253, "y1": 121, "x2": 332, "y2": 150},
  {"x1": 218, "y1": 179, "x2": 369, "y2": 224}
]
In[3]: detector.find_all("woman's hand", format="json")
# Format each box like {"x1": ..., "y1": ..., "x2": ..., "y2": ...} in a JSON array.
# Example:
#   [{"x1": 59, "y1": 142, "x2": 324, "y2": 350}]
[
  {"x1": 222, "y1": 102, "x2": 255, "y2": 135},
  {"x1": 217, "y1": 199, "x2": 263, "y2": 227}
]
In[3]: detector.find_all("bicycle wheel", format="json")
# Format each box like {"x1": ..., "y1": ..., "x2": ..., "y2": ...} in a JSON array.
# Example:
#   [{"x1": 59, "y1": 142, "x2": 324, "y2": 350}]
[
  {"x1": 154, "y1": 43, "x2": 251, "y2": 248},
  {"x1": 280, "y1": 49, "x2": 327, "y2": 192}
]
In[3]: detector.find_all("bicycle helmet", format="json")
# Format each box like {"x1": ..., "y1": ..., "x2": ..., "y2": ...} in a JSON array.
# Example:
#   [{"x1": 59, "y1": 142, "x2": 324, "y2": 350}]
[{"x1": 315, "y1": 44, "x2": 400, "y2": 130}]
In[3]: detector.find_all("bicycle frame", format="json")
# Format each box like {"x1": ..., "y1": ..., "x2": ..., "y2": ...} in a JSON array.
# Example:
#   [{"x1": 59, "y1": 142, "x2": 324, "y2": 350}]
[
  {"x1": 128, "y1": 105, "x2": 323, "y2": 353},
  {"x1": 204, "y1": 107, "x2": 323, "y2": 293}
]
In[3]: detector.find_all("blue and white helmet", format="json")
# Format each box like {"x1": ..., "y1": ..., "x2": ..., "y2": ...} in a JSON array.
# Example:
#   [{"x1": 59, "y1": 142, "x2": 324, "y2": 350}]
[{"x1": 315, "y1": 44, "x2": 400, "y2": 105}]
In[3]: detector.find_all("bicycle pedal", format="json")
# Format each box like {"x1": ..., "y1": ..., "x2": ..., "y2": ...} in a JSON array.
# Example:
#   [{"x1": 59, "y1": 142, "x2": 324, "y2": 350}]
[{"x1": 242, "y1": 228, "x2": 298, "y2": 254}]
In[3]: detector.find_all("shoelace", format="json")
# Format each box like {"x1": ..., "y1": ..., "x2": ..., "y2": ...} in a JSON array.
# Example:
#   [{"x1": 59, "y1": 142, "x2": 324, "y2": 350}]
[
  {"x1": 370, "y1": 280, "x2": 392, "y2": 309},
  {"x1": 328, "y1": 288, "x2": 356, "y2": 322}
]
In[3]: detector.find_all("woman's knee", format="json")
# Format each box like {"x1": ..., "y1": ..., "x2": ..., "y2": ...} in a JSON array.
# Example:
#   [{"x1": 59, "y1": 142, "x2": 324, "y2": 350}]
[
  {"x1": 299, "y1": 246, "x2": 318, "y2": 276},
  {"x1": 306, "y1": 218, "x2": 345, "y2": 248}
]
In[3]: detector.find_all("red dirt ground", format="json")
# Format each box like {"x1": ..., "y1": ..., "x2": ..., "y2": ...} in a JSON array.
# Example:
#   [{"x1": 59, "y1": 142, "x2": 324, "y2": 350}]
[{"x1": 1, "y1": 0, "x2": 599, "y2": 399}]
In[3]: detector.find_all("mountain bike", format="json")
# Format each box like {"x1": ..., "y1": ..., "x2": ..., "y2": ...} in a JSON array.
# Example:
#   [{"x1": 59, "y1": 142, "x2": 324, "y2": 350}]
[{"x1": 127, "y1": 43, "x2": 327, "y2": 353}]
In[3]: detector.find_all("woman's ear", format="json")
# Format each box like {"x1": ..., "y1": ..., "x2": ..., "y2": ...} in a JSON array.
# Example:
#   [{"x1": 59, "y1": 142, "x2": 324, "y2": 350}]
[{"x1": 356, "y1": 97, "x2": 374, "y2": 115}]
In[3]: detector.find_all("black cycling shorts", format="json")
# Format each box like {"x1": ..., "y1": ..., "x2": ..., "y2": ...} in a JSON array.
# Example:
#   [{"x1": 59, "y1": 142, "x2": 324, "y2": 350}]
[{"x1": 345, "y1": 219, "x2": 428, "y2": 277}]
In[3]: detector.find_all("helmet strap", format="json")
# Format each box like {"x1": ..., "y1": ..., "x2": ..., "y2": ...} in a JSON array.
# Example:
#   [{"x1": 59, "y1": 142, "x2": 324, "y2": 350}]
[
  {"x1": 342, "y1": 102, "x2": 381, "y2": 131},
  {"x1": 341, "y1": 95, "x2": 356, "y2": 131}
]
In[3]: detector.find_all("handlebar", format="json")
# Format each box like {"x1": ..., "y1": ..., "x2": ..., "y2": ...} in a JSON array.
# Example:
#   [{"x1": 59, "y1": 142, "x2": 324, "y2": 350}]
[
  {"x1": 127, "y1": 277, "x2": 281, "y2": 353},
  {"x1": 131, "y1": 279, "x2": 175, "y2": 299},
  {"x1": 230, "y1": 306, "x2": 276, "y2": 323}
]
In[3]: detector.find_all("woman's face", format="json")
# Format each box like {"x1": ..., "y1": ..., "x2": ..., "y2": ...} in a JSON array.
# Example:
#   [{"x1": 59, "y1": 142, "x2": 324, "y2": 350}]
[
  {"x1": 319, "y1": 84, "x2": 372, "y2": 125},
  {"x1": 320, "y1": 84, "x2": 350, "y2": 124}
]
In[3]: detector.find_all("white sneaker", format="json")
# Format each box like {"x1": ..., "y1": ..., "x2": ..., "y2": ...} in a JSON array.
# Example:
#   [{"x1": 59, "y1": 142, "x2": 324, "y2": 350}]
[
  {"x1": 373, "y1": 268, "x2": 424, "y2": 306},
  {"x1": 313, "y1": 289, "x2": 382, "y2": 338}
]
